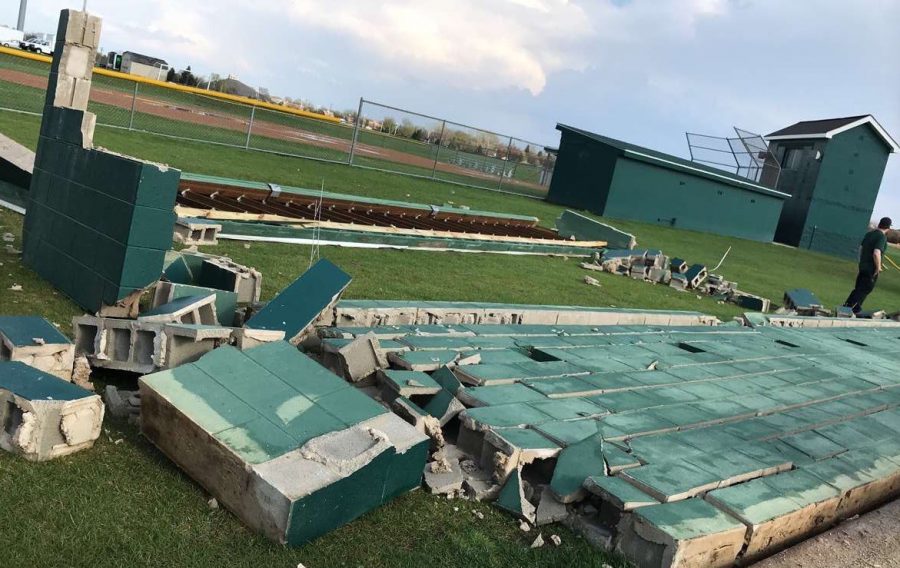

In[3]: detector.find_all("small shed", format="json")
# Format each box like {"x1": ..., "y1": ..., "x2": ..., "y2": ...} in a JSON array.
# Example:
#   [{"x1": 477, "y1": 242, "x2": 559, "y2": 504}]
[
  {"x1": 546, "y1": 125, "x2": 789, "y2": 242},
  {"x1": 766, "y1": 115, "x2": 898, "y2": 258}
]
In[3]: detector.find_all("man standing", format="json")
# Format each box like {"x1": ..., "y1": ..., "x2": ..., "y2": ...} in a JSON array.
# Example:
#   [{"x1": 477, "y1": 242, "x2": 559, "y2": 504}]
[{"x1": 844, "y1": 217, "x2": 892, "y2": 314}]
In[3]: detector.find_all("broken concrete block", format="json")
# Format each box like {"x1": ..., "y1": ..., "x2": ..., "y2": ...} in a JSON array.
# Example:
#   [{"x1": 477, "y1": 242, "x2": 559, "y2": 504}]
[
  {"x1": 423, "y1": 458, "x2": 465, "y2": 495},
  {"x1": 0, "y1": 132, "x2": 35, "y2": 189},
  {"x1": 683, "y1": 264, "x2": 707, "y2": 289},
  {"x1": 73, "y1": 316, "x2": 229, "y2": 373},
  {"x1": 173, "y1": 218, "x2": 221, "y2": 246},
  {"x1": 669, "y1": 273, "x2": 688, "y2": 291},
  {"x1": 647, "y1": 267, "x2": 671, "y2": 284},
  {"x1": 584, "y1": 275, "x2": 601, "y2": 287},
  {"x1": 246, "y1": 259, "x2": 350, "y2": 345},
  {"x1": 139, "y1": 342, "x2": 429, "y2": 546},
  {"x1": 152, "y1": 281, "x2": 238, "y2": 326},
  {"x1": 198, "y1": 257, "x2": 263, "y2": 304},
  {"x1": 332, "y1": 333, "x2": 383, "y2": 383},
  {"x1": 230, "y1": 327, "x2": 286, "y2": 350},
  {"x1": 535, "y1": 485, "x2": 569, "y2": 526},
  {"x1": 732, "y1": 292, "x2": 771, "y2": 313},
  {"x1": 379, "y1": 370, "x2": 442, "y2": 397},
  {"x1": 103, "y1": 385, "x2": 140, "y2": 423},
  {"x1": 555, "y1": 210, "x2": 636, "y2": 249},
  {"x1": 669, "y1": 258, "x2": 688, "y2": 274},
  {"x1": 138, "y1": 294, "x2": 219, "y2": 326},
  {"x1": 550, "y1": 435, "x2": 607, "y2": 503},
  {"x1": 0, "y1": 316, "x2": 75, "y2": 381},
  {"x1": 495, "y1": 467, "x2": 536, "y2": 523},
  {"x1": 615, "y1": 498, "x2": 746, "y2": 568},
  {"x1": 0, "y1": 361, "x2": 103, "y2": 461}
]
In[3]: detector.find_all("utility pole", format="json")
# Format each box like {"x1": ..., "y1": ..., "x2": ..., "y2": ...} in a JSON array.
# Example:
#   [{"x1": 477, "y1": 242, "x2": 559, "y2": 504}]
[{"x1": 17, "y1": 0, "x2": 28, "y2": 31}]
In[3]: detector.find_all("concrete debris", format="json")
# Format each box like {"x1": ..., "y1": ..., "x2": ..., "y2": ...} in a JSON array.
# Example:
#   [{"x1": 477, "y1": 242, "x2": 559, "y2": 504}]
[
  {"x1": 520, "y1": 521, "x2": 532, "y2": 533},
  {"x1": 550, "y1": 534, "x2": 561, "y2": 546},
  {"x1": 2, "y1": 233, "x2": 13, "y2": 242},
  {"x1": 71, "y1": 355, "x2": 92, "y2": 390},
  {"x1": 74, "y1": 315, "x2": 233, "y2": 374},
  {"x1": 424, "y1": 458, "x2": 465, "y2": 495},
  {"x1": 784, "y1": 288, "x2": 831, "y2": 317},
  {"x1": 245, "y1": 259, "x2": 351, "y2": 345},
  {"x1": 583, "y1": 276, "x2": 601, "y2": 287},
  {"x1": 0, "y1": 131, "x2": 35, "y2": 189},
  {"x1": 207, "y1": 497, "x2": 218, "y2": 510},
  {"x1": 530, "y1": 533, "x2": 544, "y2": 548},
  {"x1": 140, "y1": 342, "x2": 429, "y2": 546},
  {"x1": 103, "y1": 386, "x2": 140, "y2": 423},
  {"x1": 0, "y1": 316, "x2": 76, "y2": 381},
  {"x1": 9, "y1": 284, "x2": 22, "y2": 291},
  {"x1": 0, "y1": 361, "x2": 103, "y2": 461},
  {"x1": 332, "y1": 333, "x2": 383, "y2": 383},
  {"x1": 556, "y1": 210, "x2": 636, "y2": 250},
  {"x1": 138, "y1": 294, "x2": 219, "y2": 326},
  {"x1": 173, "y1": 218, "x2": 222, "y2": 246},
  {"x1": 536, "y1": 486, "x2": 569, "y2": 526}
]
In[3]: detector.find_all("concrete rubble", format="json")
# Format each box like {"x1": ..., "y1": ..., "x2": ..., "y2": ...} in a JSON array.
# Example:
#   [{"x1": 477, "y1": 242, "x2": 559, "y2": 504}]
[
  {"x1": 0, "y1": 361, "x2": 103, "y2": 461},
  {"x1": 173, "y1": 218, "x2": 221, "y2": 246},
  {"x1": 0, "y1": 315, "x2": 75, "y2": 381}
]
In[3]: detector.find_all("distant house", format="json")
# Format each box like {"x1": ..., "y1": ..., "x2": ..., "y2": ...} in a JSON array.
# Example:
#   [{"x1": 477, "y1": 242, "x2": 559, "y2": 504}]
[
  {"x1": 120, "y1": 51, "x2": 169, "y2": 80},
  {"x1": 215, "y1": 77, "x2": 271, "y2": 102}
]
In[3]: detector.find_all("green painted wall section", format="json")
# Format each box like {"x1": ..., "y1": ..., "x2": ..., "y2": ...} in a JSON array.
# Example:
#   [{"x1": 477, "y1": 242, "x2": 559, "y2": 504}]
[
  {"x1": 545, "y1": 133, "x2": 619, "y2": 213},
  {"x1": 603, "y1": 158, "x2": 784, "y2": 242},
  {"x1": 774, "y1": 124, "x2": 892, "y2": 258}
]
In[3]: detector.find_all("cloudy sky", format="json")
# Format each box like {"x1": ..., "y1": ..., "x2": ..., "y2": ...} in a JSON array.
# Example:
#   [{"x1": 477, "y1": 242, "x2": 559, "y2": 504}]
[{"x1": 4, "y1": 0, "x2": 898, "y2": 217}]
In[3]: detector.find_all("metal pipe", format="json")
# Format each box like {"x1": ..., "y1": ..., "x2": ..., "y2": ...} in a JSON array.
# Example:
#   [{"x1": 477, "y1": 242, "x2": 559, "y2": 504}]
[
  {"x1": 245, "y1": 106, "x2": 255, "y2": 149},
  {"x1": 17, "y1": 0, "x2": 28, "y2": 31},
  {"x1": 431, "y1": 120, "x2": 446, "y2": 179},
  {"x1": 347, "y1": 97, "x2": 364, "y2": 165},
  {"x1": 128, "y1": 82, "x2": 138, "y2": 130}
]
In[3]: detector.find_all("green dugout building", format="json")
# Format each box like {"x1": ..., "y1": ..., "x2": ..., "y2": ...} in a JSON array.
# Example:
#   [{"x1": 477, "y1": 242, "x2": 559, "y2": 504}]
[
  {"x1": 546, "y1": 124, "x2": 790, "y2": 242},
  {"x1": 766, "y1": 115, "x2": 898, "y2": 258}
]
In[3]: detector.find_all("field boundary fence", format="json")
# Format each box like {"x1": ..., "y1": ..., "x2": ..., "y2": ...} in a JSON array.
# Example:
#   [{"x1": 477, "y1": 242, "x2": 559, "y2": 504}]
[{"x1": 0, "y1": 48, "x2": 554, "y2": 198}]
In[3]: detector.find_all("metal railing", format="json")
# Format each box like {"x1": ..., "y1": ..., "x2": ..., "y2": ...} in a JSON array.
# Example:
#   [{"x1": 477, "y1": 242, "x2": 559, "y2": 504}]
[{"x1": 0, "y1": 49, "x2": 555, "y2": 199}]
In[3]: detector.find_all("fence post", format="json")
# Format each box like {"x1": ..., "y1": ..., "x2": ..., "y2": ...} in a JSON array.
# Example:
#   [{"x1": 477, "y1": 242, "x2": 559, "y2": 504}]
[
  {"x1": 245, "y1": 106, "x2": 256, "y2": 149},
  {"x1": 498, "y1": 136, "x2": 514, "y2": 190},
  {"x1": 431, "y1": 120, "x2": 446, "y2": 179},
  {"x1": 348, "y1": 97, "x2": 364, "y2": 165},
  {"x1": 127, "y1": 82, "x2": 138, "y2": 131}
]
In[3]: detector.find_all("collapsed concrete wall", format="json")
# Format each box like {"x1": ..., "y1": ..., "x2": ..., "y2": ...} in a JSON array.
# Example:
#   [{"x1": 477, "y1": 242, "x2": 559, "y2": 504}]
[
  {"x1": 0, "y1": 361, "x2": 103, "y2": 461},
  {"x1": 313, "y1": 315, "x2": 900, "y2": 567}
]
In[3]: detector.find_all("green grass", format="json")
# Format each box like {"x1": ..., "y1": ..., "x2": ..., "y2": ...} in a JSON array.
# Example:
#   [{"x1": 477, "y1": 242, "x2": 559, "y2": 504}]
[
  {"x1": 1, "y1": 109, "x2": 900, "y2": 567},
  {"x1": 0, "y1": 52, "x2": 545, "y2": 194}
]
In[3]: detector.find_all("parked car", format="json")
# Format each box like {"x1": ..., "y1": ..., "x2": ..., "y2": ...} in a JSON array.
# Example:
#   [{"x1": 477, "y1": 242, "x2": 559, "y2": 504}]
[{"x1": 21, "y1": 39, "x2": 53, "y2": 55}]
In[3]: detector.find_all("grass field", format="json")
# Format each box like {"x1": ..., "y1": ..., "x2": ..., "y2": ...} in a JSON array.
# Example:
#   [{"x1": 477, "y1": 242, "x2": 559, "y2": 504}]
[{"x1": 1, "y1": 110, "x2": 899, "y2": 568}]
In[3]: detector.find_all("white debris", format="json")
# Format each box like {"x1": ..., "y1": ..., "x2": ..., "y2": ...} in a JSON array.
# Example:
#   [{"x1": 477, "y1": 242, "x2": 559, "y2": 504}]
[
  {"x1": 530, "y1": 534, "x2": 545, "y2": 549},
  {"x1": 519, "y1": 520, "x2": 531, "y2": 532},
  {"x1": 9, "y1": 284, "x2": 22, "y2": 291},
  {"x1": 208, "y1": 497, "x2": 218, "y2": 509},
  {"x1": 583, "y1": 276, "x2": 601, "y2": 287},
  {"x1": 550, "y1": 534, "x2": 562, "y2": 546},
  {"x1": 2, "y1": 233, "x2": 13, "y2": 242}
]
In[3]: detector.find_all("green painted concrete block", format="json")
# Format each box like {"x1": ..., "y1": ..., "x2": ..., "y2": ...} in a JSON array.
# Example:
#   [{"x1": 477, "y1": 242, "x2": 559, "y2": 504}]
[
  {"x1": 246, "y1": 259, "x2": 351, "y2": 344},
  {"x1": 550, "y1": 434, "x2": 607, "y2": 502}
]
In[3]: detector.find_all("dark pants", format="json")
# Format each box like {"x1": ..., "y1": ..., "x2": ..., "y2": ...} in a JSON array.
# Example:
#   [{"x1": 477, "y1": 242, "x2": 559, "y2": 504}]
[{"x1": 844, "y1": 270, "x2": 878, "y2": 313}]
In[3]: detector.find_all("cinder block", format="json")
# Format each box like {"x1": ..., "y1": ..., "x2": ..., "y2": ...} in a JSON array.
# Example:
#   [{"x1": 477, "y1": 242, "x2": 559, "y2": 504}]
[
  {"x1": 0, "y1": 361, "x2": 103, "y2": 461},
  {"x1": 0, "y1": 316, "x2": 75, "y2": 381}
]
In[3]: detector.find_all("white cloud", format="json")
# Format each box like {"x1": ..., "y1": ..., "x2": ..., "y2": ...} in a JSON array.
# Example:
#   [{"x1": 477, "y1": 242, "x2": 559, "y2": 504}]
[{"x1": 273, "y1": 0, "x2": 594, "y2": 95}]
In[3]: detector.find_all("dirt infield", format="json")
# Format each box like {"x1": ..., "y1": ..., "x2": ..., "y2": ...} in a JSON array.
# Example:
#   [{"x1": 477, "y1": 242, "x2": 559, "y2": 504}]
[{"x1": 0, "y1": 67, "x2": 547, "y2": 194}]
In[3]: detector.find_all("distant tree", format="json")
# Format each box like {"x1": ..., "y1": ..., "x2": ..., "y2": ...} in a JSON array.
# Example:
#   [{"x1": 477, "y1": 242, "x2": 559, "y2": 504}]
[
  {"x1": 382, "y1": 117, "x2": 397, "y2": 134},
  {"x1": 165, "y1": 67, "x2": 176, "y2": 82},
  {"x1": 397, "y1": 119, "x2": 416, "y2": 139},
  {"x1": 411, "y1": 128, "x2": 428, "y2": 142}
]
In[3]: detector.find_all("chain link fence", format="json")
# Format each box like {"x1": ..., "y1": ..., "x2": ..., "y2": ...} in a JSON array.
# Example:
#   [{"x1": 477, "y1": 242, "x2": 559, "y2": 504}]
[{"x1": 0, "y1": 49, "x2": 554, "y2": 198}]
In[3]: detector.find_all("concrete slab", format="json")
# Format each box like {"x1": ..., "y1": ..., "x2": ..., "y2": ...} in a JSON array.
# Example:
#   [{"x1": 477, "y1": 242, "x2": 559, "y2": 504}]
[
  {"x1": 139, "y1": 342, "x2": 429, "y2": 545},
  {"x1": 246, "y1": 259, "x2": 350, "y2": 345},
  {"x1": 0, "y1": 316, "x2": 75, "y2": 381}
]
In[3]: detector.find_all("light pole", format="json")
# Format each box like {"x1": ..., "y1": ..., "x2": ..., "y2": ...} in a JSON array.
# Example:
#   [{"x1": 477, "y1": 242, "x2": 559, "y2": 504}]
[{"x1": 17, "y1": 0, "x2": 27, "y2": 31}]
